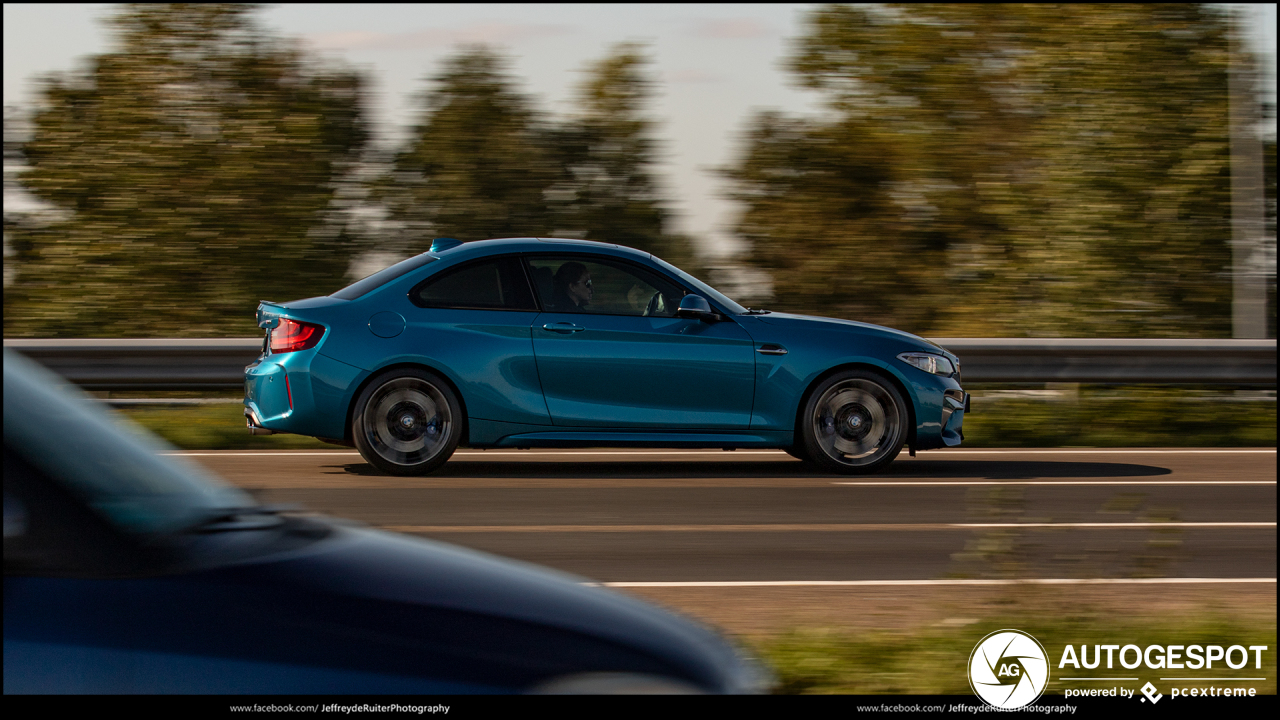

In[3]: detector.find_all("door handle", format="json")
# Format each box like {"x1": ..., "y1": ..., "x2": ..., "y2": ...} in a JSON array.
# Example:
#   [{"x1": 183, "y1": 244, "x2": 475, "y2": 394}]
[
  {"x1": 542, "y1": 322, "x2": 585, "y2": 334},
  {"x1": 756, "y1": 344, "x2": 788, "y2": 355}
]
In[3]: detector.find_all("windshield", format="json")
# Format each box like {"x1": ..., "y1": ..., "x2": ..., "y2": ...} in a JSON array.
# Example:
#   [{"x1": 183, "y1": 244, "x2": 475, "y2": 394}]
[
  {"x1": 650, "y1": 255, "x2": 748, "y2": 315},
  {"x1": 331, "y1": 253, "x2": 438, "y2": 300},
  {"x1": 3, "y1": 350, "x2": 254, "y2": 536}
]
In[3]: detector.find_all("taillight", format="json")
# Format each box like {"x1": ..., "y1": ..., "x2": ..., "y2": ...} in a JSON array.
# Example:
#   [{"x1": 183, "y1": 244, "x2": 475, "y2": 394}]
[{"x1": 270, "y1": 318, "x2": 325, "y2": 353}]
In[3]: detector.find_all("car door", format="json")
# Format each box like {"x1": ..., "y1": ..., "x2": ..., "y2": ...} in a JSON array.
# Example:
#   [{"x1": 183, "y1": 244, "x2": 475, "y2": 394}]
[
  {"x1": 526, "y1": 255, "x2": 756, "y2": 429},
  {"x1": 404, "y1": 255, "x2": 550, "y2": 426}
]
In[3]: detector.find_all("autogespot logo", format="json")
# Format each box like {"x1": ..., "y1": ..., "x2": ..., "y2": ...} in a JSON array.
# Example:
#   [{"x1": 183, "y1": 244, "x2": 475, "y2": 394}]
[{"x1": 969, "y1": 629, "x2": 1051, "y2": 709}]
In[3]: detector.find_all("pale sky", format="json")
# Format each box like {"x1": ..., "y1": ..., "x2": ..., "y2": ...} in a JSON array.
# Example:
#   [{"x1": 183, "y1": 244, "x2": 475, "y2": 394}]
[{"x1": 4, "y1": 3, "x2": 1276, "y2": 260}]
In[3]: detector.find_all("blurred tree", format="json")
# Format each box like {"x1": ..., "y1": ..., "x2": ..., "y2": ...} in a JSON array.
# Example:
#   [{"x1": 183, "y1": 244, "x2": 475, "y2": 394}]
[
  {"x1": 380, "y1": 48, "x2": 558, "y2": 245},
  {"x1": 726, "y1": 4, "x2": 1237, "y2": 337},
  {"x1": 4, "y1": 3, "x2": 368, "y2": 337},
  {"x1": 1268, "y1": 136, "x2": 1277, "y2": 339},
  {"x1": 381, "y1": 45, "x2": 700, "y2": 270},
  {"x1": 550, "y1": 43, "x2": 696, "y2": 268}
]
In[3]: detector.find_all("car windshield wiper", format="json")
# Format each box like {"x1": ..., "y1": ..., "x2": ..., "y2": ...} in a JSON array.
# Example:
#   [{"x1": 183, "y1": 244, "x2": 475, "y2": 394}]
[
  {"x1": 181, "y1": 504, "x2": 295, "y2": 534},
  {"x1": 743, "y1": 308, "x2": 772, "y2": 315}
]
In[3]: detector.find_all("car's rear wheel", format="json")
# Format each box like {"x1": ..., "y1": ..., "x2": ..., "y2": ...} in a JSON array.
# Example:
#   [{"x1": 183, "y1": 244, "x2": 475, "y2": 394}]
[
  {"x1": 353, "y1": 369, "x2": 461, "y2": 476},
  {"x1": 800, "y1": 369, "x2": 906, "y2": 474}
]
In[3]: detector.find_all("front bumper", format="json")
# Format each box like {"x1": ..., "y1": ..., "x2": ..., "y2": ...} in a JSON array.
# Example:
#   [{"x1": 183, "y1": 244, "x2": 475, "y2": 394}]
[{"x1": 940, "y1": 389, "x2": 970, "y2": 447}]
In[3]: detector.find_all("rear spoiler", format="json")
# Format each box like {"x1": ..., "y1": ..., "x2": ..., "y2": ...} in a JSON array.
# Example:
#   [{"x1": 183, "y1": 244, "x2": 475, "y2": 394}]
[{"x1": 257, "y1": 301, "x2": 285, "y2": 329}]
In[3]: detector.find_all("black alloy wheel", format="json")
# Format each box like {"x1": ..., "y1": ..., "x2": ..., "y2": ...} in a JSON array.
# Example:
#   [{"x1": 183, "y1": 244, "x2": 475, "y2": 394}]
[
  {"x1": 801, "y1": 369, "x2": 907, "y2": 474},
  {"x1": 352, "y1": 369, "x2": 462, "y2": 476}
]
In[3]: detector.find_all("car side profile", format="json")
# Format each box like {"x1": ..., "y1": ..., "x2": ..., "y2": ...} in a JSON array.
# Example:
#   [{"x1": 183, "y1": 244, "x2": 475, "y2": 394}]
[
  {"x1": 4, "y1": 349, "x2": 769, "y2": 694},
  {"x1": 244, "y1": 238, "x2": 968, "y2": 476}
]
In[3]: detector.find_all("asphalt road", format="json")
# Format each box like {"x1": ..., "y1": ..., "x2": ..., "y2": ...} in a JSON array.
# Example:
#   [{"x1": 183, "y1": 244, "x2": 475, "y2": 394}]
[{"x1": 180, "y1": 448, "x2": 1277, "y2": 584}]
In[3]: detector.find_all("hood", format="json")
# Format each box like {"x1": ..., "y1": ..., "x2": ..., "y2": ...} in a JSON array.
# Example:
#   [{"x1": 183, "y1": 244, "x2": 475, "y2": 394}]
[
  {"x1": 195, "y1": 522, "x2": 764, "y2": 692},
  {"x1": 755, "y1": 312, "x2": 949, "y2": 355}
]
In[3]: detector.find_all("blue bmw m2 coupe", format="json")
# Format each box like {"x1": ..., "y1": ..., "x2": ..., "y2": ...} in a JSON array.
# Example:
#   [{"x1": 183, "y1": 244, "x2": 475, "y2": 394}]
[{"x1": 244, "y1": 238, "x2": 968, "y2": 475}]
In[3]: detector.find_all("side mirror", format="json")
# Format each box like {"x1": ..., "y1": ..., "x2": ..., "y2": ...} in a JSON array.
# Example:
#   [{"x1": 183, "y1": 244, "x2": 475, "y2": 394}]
[{"x1": 675, "y1": 294, "x2": 722, "y2": 322}]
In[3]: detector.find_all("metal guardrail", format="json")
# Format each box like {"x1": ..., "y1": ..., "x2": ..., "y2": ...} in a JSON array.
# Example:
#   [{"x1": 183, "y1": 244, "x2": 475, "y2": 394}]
[
  {"x1": 3, "y1": 338, "x2": 262, "y2": 390},
  {"x1": 3, "y1": 337, "x2": 1276, "y2": 389},
  {"x1": 930, "y1": 338, "x2": 1276, "y2": 385}
]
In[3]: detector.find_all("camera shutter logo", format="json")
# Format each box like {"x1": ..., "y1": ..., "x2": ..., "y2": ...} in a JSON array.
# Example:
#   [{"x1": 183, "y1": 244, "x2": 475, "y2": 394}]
[{"x1": 969, "y1": 629, "x2": 1050, "y2": 709}]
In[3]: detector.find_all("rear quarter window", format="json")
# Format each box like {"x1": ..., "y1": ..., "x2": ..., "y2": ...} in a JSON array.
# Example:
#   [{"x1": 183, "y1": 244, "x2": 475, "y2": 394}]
[
  {"x1": 332, "y1": 254, "x2": 438, "y2": 300},
  {"x1": 410, "y1": 257, "x2": 537, "y2": 311}
]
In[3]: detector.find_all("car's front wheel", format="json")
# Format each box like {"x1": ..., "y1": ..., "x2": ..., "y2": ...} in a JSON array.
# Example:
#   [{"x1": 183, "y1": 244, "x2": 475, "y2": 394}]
[
  {"x1": 800, "y1": 369, "x2": 907, "y2": 474},
  {"x1": 353, "y1": 369, "x2": 461, "y2": 476}
]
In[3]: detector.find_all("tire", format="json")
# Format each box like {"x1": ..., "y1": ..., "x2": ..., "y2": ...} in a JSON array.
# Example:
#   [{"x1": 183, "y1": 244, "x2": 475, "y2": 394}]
[
  {"x1": 352, "y1": 369, "x2": 462, "y2": 476},
  {"x1": 800, "y1": 369, "x2": 907, "y2": 475}
]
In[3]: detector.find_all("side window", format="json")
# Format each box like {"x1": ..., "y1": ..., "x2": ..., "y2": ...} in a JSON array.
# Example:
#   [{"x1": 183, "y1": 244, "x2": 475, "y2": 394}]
[
  {"x1": 526, "y1": 256, "x2": 685, "y2": 317},
  {"x1": 410, "y1": 257, "x2": 536, "y2": 311}
]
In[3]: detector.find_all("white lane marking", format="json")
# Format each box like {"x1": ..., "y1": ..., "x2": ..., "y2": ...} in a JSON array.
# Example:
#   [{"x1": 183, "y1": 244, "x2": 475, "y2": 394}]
[
  {"x1": 167, "y1": 448, "x2": 1277, "y2": 457},
  {"x1": 835, "y1": 480, "x2": 1276, "y2": 486},
  {"x1": 167, "y1": 452, "x2": 355, "y2": 456},
  {"x1": 448, "y1": 449, "x2": 1275, "y2": 455},
  {"x1": 601, "y1": 578, "x2": 1278, "y2": 588},
  {"x1": 168, "y1": 452, "x2": 360, "y2": 456},
  {"x1": 167, "y1": 450, "x2": 785, "y2": 457},
  {"x1": 388, "y1": 522, "x2": 1275, "y2": 533},
  {"x1": 922, "y1": 450, "x2": 1277, "y2": 454},
  {"x1": 164, "y1": 451, "x2": 1277, "y2": 486},
  {"x1": 461, "y1": 450, "x2": 787, "y2": 455},
  {"x1": 959, "y1": 522, "x2": 1273, "y2": 528}
]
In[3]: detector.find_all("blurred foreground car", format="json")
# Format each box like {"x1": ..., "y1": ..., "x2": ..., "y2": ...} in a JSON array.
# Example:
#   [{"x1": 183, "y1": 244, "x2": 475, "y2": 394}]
[
  {"x1": 245, "y1": 238, "x2": 968, "y2": 475},
  {"x1": 3, "y1": 350, "x2": 770, "y2": 694}
]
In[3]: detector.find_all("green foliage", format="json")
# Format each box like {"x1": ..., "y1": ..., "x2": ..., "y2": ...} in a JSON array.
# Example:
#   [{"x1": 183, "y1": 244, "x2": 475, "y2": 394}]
[
  {"x1": 380, "y1": 44, "x2": 698, "y2": 269},
  {"x1": 116, "y1": 401, "x2": 335, "y2": 450},
  {"x1": 759, "y1": 605, "x2": 1276, "y2": 694},
  {"x1": 380, "y1": 49, "x2": 559, "y2": 245},
  {"x1": 4, "y1": 4, "x2": 369, "y2": 337},
  {"x1": 5, "y1": 5, "x2": 1259, "y2": 338},
  {"x1": 726, "y1": 4, "x2": 1236, "y2": 337},
  {"x1": 961, "y1": 389, "x2": 1277, "y2": 447},
  {"x1": 1268, "y1": 138, "x2": 1278, "y2": 338},
  {"x1": 555, "y1": 44, "x2": 696, "y2": 267}
]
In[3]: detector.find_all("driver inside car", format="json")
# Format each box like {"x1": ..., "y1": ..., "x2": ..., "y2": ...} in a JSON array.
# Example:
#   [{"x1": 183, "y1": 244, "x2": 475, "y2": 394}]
[{"x1": 550, "y1": 262, "x2": 592, "y2": 311}]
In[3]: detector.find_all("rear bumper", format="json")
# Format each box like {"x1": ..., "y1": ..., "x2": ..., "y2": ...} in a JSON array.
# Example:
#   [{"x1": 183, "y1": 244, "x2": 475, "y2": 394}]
[
  {"x1": 244, "y1": 407, "x2": 278, "y2": 435},
  {"x1": 244, "y1": 350, "x2": 365, "y2": 440}
]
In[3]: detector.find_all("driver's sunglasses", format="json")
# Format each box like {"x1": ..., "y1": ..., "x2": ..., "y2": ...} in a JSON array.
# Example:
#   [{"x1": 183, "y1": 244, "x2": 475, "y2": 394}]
[{"x1": 579, "y1": 279, "x2": 593, "y2": 289}]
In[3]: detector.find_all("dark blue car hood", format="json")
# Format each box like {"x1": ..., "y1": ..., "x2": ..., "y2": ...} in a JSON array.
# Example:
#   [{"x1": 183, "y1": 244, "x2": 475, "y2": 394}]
[
  {"x1": 6, "y1": 519, "x2": 761, "y2": 693},
  {"x1": 216, "y1": 521, "x2": 753, "y2": 689}
]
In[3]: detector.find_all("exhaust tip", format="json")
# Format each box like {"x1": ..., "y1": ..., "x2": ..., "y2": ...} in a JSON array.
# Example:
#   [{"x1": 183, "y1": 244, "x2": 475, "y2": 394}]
[{"x1": 244, "y1": 408, "x2": 276, "y2": 435}]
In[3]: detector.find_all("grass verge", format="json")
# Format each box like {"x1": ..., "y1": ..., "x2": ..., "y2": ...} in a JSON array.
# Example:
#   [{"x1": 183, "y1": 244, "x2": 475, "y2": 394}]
[
  {"x1": 751, "y1": 594, "x2": 1276, "y2": 695},
  {"x1": 115, "y1": 402, "x2": 336, "y2": 450},
  {"x1": 954, "y1": 388, "x2": 1273, "y2": 447}
]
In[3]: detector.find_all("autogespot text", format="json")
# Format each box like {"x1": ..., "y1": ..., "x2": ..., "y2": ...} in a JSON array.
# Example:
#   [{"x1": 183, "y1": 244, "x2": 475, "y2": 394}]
[{"x1": 1058, "y1": 644, "x2": 1267, "y2": 670}]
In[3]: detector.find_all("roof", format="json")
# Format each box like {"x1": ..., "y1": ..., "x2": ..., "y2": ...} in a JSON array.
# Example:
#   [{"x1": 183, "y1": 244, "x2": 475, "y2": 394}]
[{"x1": 431, "y1": 237, "x2": 650, "y2": 262}]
